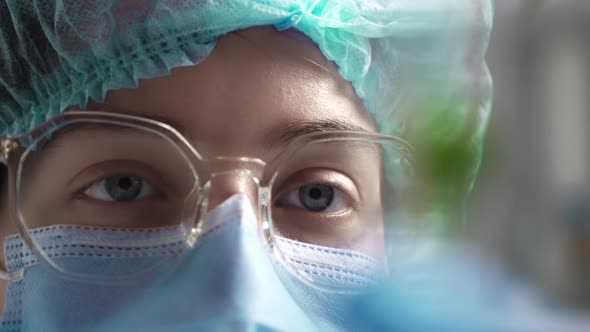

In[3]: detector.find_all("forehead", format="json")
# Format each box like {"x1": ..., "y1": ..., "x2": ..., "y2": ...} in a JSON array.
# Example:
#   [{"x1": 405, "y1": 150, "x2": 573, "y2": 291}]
[{"x1": 88, "y1": 26, "x2": 376, "y2": 155}]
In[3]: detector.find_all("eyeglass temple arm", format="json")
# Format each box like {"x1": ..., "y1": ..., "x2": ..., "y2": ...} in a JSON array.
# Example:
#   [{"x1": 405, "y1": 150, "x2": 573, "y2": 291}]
[{"x1": 0, "y1": 137, "x2": 22, "y2": 280}]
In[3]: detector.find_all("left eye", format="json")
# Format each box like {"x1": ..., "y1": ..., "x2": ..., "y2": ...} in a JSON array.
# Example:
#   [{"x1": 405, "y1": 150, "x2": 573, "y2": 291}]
[
  {"x1": 277, "y1": 184, "x2": 348, "y2": 213},
  {"x1": 83, "y1": 174, "x2": 156, "y2": 202}
]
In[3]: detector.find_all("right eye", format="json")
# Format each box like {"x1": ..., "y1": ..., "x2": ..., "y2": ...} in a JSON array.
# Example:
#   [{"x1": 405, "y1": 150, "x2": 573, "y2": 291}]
[
  {"x1": 83, "y1": 174, "x2": 157, "y2": 202},
  {"x1": 276, "y1": 183, "x2": 349, "y2": 213}
]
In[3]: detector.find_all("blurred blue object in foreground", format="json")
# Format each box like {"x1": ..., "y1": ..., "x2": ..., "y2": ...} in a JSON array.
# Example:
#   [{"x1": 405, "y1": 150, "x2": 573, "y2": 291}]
[{"x1": 351, "y1": 241, "x2": 590, "y2": 332}]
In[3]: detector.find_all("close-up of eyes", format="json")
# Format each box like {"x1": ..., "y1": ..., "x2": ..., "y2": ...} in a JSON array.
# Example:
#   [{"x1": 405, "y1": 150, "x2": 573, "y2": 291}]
[
  {"x1": 268, "y1": 167, "x2": 384, "y2": 251},
  {"x1": 272, "y1": 168, "x2": 361, "y2": 215},
  {"x1": 80, "y1": 167, "x2": 362, "y2": 215},
  {"x1": 82, "y1": 174, "x2": 158, "y2": 202},
  {"x1": 274, "y1": 183, "x2": 351, "y2": 214}
]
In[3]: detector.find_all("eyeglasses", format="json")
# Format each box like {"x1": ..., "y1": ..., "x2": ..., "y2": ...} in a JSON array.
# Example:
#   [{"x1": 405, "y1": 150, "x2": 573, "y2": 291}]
[{"x1": 0, "y1": 111, "x2": 414, "y2": 289}]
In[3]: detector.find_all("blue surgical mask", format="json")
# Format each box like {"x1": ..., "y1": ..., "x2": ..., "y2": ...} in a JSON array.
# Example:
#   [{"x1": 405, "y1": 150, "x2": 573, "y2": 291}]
[{"x1": 1, "y1": 194, "x2": 383, "y2": 332}]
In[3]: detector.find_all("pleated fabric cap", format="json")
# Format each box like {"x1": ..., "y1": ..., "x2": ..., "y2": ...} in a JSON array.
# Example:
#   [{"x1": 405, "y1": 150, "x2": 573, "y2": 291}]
[{"x1": 0, "y1": 0, "x2": 492, "y2": 134}]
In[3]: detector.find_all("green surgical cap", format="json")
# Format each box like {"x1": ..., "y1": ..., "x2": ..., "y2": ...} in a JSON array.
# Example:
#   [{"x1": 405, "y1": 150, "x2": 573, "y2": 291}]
[{"x1": 0, "y1": 0, "x2": 493, "y2": 136}]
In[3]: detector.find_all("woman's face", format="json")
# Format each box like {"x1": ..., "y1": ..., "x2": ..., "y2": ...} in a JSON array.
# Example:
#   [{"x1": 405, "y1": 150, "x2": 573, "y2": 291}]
[
  {"x1": 92, "y1": 27, "x2": 382, "y2": 244},
  {"x1": 0, "y1": 26, "x2": 385, "y2": 314}
]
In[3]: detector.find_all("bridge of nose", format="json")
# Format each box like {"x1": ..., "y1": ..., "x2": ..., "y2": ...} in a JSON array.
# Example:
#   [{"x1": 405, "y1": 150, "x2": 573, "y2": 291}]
[{"x1": 201, "y1": 156, "x2": 267, "y2": 214}]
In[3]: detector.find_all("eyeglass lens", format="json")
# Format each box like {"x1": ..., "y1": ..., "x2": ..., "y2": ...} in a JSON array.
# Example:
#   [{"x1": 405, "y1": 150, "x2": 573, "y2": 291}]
[{"x1": 14, "y1": 119, "x2": 412, "y2": 279}]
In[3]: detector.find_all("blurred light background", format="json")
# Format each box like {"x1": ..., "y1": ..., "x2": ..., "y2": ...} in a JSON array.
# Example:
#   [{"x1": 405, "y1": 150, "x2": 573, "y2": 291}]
[{"x1": 468, "y1": 0, "x2": 590, "y2": 310}]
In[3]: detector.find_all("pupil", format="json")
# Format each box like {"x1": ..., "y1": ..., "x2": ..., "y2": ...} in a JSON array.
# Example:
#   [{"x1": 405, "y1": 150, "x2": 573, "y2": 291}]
[
  {"x1": 118, "y1": 178, "x2": 133, "y2": 190},
  {"x1": 298, "y1": 184, "x2": 334, "y2": 212},
  {"x1": 309, "y1": 188, "x2": 322, "y2": 200},
  {"x1": 105, "y1": 175, "x2": 143, "y2": 202}
]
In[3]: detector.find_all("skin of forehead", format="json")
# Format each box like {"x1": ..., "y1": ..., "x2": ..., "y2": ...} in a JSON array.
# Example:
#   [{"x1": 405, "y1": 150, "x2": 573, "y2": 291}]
[{"x1": 87, "y1": 26, "x2": 378, "y2": 157}]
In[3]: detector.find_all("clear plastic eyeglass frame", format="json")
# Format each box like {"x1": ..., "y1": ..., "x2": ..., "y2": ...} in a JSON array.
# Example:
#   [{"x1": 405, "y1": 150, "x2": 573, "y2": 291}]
[{"x1": 0, "y1": 111, "x2": 415, "y2": 290}]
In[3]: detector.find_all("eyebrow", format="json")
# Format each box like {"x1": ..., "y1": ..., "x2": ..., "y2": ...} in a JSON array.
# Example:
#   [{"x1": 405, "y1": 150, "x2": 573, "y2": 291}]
[{"x1": 264, "y1": 119, "x2": 370, "y2": 148}]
